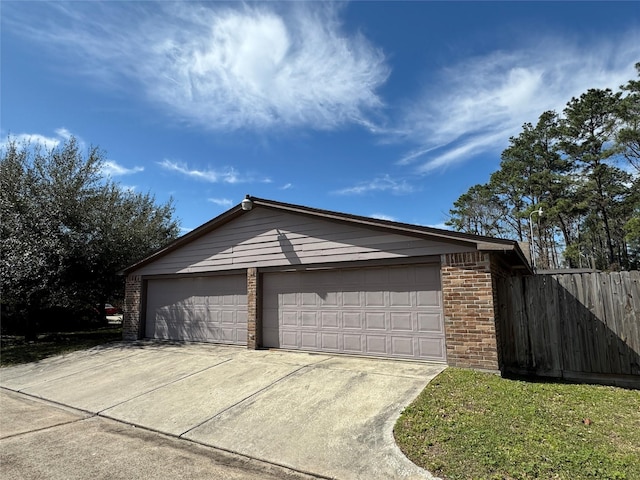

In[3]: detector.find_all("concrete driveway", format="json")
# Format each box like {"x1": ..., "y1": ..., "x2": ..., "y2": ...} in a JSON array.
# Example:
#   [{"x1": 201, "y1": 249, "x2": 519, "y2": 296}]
[{"x1": 0, "y1": 342, "x2": 444, "y2": 479}]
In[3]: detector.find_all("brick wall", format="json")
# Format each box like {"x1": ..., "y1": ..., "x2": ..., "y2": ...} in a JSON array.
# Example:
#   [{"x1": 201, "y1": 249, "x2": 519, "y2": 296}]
[
  {"x1": 441, "y1": 252, "x2": 500, "y2": 371},
  {"x1": 246, "y1": 268, "x2": 261, "y2": 349},
  {"x1": 122, "y1": 275, "x2": 143, "y2": 340}
]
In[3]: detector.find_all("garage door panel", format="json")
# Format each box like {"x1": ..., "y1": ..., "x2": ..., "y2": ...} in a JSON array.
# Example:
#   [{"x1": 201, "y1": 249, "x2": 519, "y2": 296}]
[
  {"x1": 343, "y1": 312, "x2": 363, "y2": 329},
  {"x1": 417, "y1": 290, "x2": 440, "y2": 307},
  {"x1": 365, "y1": 291, "x2": 385, "y2": 306},
  {"x1": 365, "y1": 267, "x2": 388, "y2": 284},
  {"x1": 320, "y1": 291, "x2": 338, "y2": 306},
  {"x1": 301, "y1": 332, "x2": 319, "y2": 348},
  {"x1": 282, "y1": 312, "x2": 297, "y2": 326},
  {"x1": 281, "y1": 293, "x2": 297, "y2": 306},
  {"x1": 321, "y1": 333, "x2": 339, "y2": 350},
  {"x1": 237, "y1": 311, "x2": 248, "y2": 325},
  {"x1": 301, "y1": 312, "x2": 318, "y2": 327},
  {"x1": 146, "y1": 275, "x2": 247, "y2": 345},
  {"x1": 365, "y1": 312, "x2": 386, "y2": 330},
  {"x1": 221, "y1": 295, "x2": 237, "y2": 306},
  {"x1": 321, "y1": 312, "x2": 339, "y2": 328},
  {"x1": 343, "y1": 334, "x2": 363, "y2": 353},
  {"x1": 343, "y1": 291, "x2": 360, "y2": 306},
  {"x1": 281, "y1": 331, "x2": 298, "y2": 348},
  {"x1": 341, "y1": 269, "x2": 364, "y2": 285},
  {"x1": 418, "y1": 313, "x2": 444, "y2": 333},
  {"x1": 221, "y1": 310, "x2": 236, "y2": 324},
  {"x1": 388, "y1": 267, "x2": 411, "y2": 283},
  {"x1": 416, "y1": 265, "x2": 439, "y2": 283},
  {"x1": 390, "y1": 313, "x2": 413, "y2": 331},
  {"x1": 391, "y1": 336, "x2": 414, "y2": 356},
  {"x1": 262, "y1": 265, "x2": 445, "y2": 362},
  {"x1": 390, "y1": 290, "x2": 411, "y2": 307},
  {"x1": 366, "y1": 335, "x2": 387, "y2": 354},
  {"x1": 419, "y1": 338, "x2": 446, "y2": 360},
  {"x1": 301, "y1": 292, "x2": 317, "y2": 306}
]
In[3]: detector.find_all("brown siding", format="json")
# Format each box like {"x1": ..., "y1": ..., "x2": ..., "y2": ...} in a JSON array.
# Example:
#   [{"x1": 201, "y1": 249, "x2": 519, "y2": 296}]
[
  {"x1": 130, "y1": 209, "x2": 474, "y2": 276},
  {"x1": 441, "y1": 252, "x2": 499, "y2": 370}
]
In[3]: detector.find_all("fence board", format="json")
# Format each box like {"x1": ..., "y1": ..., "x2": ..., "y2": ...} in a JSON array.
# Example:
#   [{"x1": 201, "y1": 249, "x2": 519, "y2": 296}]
[{"x1": 498, "y1": 271, "x2": 640, "y2": 386}]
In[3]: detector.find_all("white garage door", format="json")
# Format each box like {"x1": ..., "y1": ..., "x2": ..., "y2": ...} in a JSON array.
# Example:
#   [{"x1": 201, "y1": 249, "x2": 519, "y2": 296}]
[
  {"x1": 145, "y1": 275, "x2": 247, "y2": 345},
  {"x1": 262, "y1": 265, "x2": 446, "y2": 361}
]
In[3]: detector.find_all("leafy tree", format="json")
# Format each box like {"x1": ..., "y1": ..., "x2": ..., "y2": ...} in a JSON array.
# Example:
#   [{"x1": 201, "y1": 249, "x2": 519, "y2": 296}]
[
  {"x1": 617, "y1": 62, "x2": 640, "y2": 172},
  {"x1": 490, "y1": 111, "x2": 577, "y2": 268},
  {"x1": 560, "y1": 88, "x2": 625, "y2": 268},
  {"x1": 445, "y1": 184, "x2": 506, "y2": 236},
  {"x1": 447, "y1": 71, "x2": 639, "y2": 271},
  {"x1": 1, "y1": 137, "x2": 180, "y2": 338}
]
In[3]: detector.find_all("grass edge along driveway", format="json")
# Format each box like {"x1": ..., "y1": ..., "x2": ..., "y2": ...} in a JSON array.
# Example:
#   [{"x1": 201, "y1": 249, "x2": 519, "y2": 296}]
[
  {"x1": 394, "y1": 368, "x2": 640, "y2": 480},
  {"x1": 0, "y1": 328, "x2": 122, "y2": 367}
]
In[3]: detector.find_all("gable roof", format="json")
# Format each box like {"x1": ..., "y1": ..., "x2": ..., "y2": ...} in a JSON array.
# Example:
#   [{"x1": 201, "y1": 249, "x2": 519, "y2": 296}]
[{"x1": 122, "y1": 196, "x2": 531, "y2": 274}]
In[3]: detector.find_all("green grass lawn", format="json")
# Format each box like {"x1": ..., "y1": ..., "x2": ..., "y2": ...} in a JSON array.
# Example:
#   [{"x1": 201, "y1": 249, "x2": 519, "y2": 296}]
[
  {"x1": 0, "y1": 328, "x2": 122, "y2": 367},
  {"x1": 394, "y1": 368, "x2": 640, "y2": 480}
]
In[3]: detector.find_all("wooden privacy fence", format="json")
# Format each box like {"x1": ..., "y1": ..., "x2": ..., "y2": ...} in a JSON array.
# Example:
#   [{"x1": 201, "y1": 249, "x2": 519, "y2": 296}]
[{"x1": 497, "y1": 271, "x2": 640, "y2": 387}]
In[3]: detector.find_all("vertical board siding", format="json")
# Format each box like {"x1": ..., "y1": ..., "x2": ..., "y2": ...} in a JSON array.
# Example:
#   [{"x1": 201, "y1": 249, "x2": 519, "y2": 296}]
[
  {"x1": 132, "y1": 208, "x2": 472, "y2": 276},
  {"x1": 498, "y1": 271, "x2": 640, "y2": 386}
]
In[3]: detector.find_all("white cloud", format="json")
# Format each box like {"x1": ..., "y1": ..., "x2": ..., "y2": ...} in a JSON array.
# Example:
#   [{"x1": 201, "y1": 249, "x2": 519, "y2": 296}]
[
  {"x1": 0, "y1": 128, "x2": 79, "y2": 151},
  {"x1": 159, "y1": 159, "x2": 257, "y2": 184},
  {"x1": 54, "y1": 127, "x2": 73, "y2": 141},
  {"x1": 208, "y1": 198, "x2": 233, "y2": 207},
  {"x1": 6, "y1": 2, "x2": 388, "y2": 132},
  {"x1": 102, "y1": 160, "x2": 144, "y2": 176},
  {"x1": 370, "y1": 213, "x2": 396, "y2": 222},
  {"x1": 14, "y1": 134, "x2": 61, "y2": 150},
  {"x1": 334, "y1": 175, "x2": 415, "y2": 195},
  {"x1": 400, "y1": 34, "x2": 640, "y2": 173},
  {"x1": 281, "y1": 183, "x2": 293, "y2": 190}
]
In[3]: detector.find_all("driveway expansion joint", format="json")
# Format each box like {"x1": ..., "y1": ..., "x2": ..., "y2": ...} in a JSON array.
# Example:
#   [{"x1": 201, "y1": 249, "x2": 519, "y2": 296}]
[
  {"x1": 1, "y1": 386, "x2": 97, "y2": 417},
  {"x1": 0, "y1": 415, "x2": 93, "y2": 441},
  {"x1": 97, "y1": 357, "x2": 234, "y2": 415},
  {"x1": 177, "y1": 358, "x2": 332, "y2": 438},
  {"x1": 93, "y1": 412, "x2": 332, "y2": 480}
]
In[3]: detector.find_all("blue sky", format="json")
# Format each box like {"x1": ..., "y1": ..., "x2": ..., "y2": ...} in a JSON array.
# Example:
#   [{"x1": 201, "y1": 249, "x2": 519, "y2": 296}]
[{"x1": 2, "y1": 1, "x2": 639, "y2": 233}]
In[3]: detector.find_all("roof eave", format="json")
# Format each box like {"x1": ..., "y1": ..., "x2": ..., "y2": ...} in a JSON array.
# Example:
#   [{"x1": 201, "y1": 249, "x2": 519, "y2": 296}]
[
  {"x1": 120, "y1": 196, "x2": 532, "y2": 275},
  {"x1": 120, "y1": 204, "x2": 245, "y2": 275}
]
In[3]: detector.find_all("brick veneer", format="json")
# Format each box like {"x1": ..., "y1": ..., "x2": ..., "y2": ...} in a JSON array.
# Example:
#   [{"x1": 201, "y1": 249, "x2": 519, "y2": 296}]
[
  {"x1": 441, "y1": 252, "x2": 500, "y2": 370},
  {"x1": 247, "y1": 267, "x2": 261, "y2": 349},
  {"x1": 122, "y1": 275, "x2": 143, "y2": 340}
]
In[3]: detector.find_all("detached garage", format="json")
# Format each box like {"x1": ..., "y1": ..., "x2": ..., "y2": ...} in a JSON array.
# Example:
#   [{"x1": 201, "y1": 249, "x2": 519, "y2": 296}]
[{"x1": 123, "y1": 197, "x2": 530, "y2": 370}]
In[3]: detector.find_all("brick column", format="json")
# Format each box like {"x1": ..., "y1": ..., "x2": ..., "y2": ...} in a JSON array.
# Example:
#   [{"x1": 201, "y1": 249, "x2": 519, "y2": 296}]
[
  {"x1": 247, "y1": 268, "x2": 261, "y2": 349},
  {"x1": 123, "y1": 274, "x2": 143, "y2": 341},
  {"x1": 441, "y1": 252, "x2": 499, "y2": 370}
]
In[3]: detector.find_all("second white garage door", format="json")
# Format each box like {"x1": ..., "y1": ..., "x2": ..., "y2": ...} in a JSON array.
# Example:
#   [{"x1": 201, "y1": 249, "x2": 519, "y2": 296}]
[
  {"x1": 145, "y1": 275, "x2": 247, "y2": 345},
  {"x1": 262, "y1": 265, "x2": 446, "y2": 361}
]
